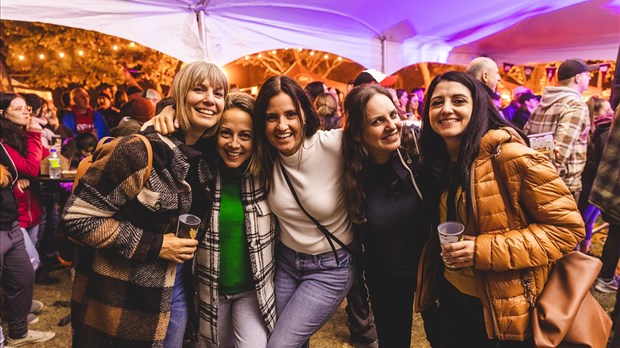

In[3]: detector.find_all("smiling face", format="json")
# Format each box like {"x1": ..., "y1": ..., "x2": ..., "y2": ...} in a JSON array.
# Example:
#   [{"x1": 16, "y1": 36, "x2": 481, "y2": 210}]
[
  {"x1": 217, "y1": 108, "x2": 254, "y2": 169},
  {"x1": 428, "y1": 80, "x2": 473, "y2": 151},
  {"x1": 3, "y1": 97, "x2": 31, "y2": 127},
  {"x1": 362, "y1": 94, "x2": 402, "y2": 164},
  {"x1": 185, "y1": 77, "x2": 225, "y2": 135},
  {"x1": 265, "y1": 93, "x2": 305, "y2": 156}
]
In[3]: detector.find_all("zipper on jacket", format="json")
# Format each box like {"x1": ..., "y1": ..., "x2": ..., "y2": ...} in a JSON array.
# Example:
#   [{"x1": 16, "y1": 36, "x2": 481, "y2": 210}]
[{"x1": 470, "y1": 163, "x2": 500, "y2": 339}]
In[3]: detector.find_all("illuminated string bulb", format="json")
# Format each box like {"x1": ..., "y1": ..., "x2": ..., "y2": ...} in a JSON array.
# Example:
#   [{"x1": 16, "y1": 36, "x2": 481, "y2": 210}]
[
  {"x1": 245, "y1": 55, "x2": 249, "y2": 60},
  {"x1": 297, "y1": 48, "x2": 302, "y2": 51},
  {"x1": 113, "y1": 45, "x2": 119, "y2": 51},
  {"x1": 337, "y1": 57, "x2": 343, "y2": 61},
  {"x1": 271, "y1": 50, "x2": 276, "y2": 54},
  {"x1": 59, "y1": 52, "x2": 65, "y2": 58},
  {"x1": 129, "y1": 42, "x2": 136, "y2": 47},
  {"x1": 39, "y1": 54, "x2": 45, "y2": 60},
  {"x1": 323, "y1": 54, "x2": 328, "y2": 59},
  {"x1": 257, "y1": 53, "x2": 263, "y2": 58},
  {"x1": 310, "y1": 51, "x2": 315, "y2": 56},
  {"x1": 78, "y1": 50, "x2": 84, "y2": 56},
  {"x1": 18, "y1": 55, "x2": 25, "y2": 61}
]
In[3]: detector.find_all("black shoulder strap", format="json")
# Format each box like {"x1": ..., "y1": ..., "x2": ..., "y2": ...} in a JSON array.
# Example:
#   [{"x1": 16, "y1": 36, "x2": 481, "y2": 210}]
[{"x1": 278, "y1": 161, "x2": 353, "y2": 264}]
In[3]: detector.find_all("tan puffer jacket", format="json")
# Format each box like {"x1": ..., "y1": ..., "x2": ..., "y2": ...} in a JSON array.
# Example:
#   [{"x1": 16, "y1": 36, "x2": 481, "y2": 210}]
[{"x1": 415, "y1": 127, "x2": 585, "y2": 341}]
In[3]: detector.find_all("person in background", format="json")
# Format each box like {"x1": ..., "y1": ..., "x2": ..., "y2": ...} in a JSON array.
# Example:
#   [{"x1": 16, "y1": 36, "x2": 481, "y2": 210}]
[
  {"x1": 196, "y1": 92, "x2": 277, "y2": 347},
  {"x1": 396, "y1": 88, "x2": 409, "y2": 113},
  {"x1": 119, "y1": 85, "x2": 144, "y2": 118},
  {"x1": 502, "y1": 86, "x2": 531, "y2": 122},
  {"x1": 575, "y1": 96, "x2": 614, "y2": 254},
  {"x1": 1, "y1": 142, "x2": 56, "y2": 347},
  {"x1": 62, "y1": 87, "x2": 110, "y2": 140},
  {"x1": 145, "y1": 88, "x2": 163, "y2": 108},
  {"x1": 511, "y1": 93, "x2": 540, "y2": 130},
  {"x1": 0, "y1": 93, "x2": 49, "y2": 271},
  {"x1": 62, "y1": 61, "x2": 225, "y2": 347},
  {"x1": 97, "y1": 91, "x2": 121, "y2": 128},
  {"x1": 524, "y1": 58, "x2": 597, "y2": 201},
  {"x1": 466, "y1": 57, "x2": 501, "y2": 95},
  {"x1": 42, "y1": 100, "x2": 72, "y2": 142},
  {"x1": 114, "y1": 89, "x2": 129, "y2": 111},
  {"x1": 405, "y1": 93, "x2": 422, "y2": 122},
  {"x1": 314, "y1": 92, "x2": 342, "y2": 130},
  {"x1": 57, "y1": 91, "x2": 72, "y2": 123},
  {"x1": 491, "y1": 92, "x2": 505, "y2": 119},
  {"x1": 411, "y1": 87, "x2": 426, "y2": 117},
  {"x1": 110, "y1": 96, "x2": 155, "y2": 137},
  {"x1": 418, "y1": 71, "x2": 583, "y2": 347},
  {"x1": 342, "y1": 85, "x2": 438, "y2": 347},
  {"x1": 305, "y1": 81, "x2": 328, "y2": 102}
]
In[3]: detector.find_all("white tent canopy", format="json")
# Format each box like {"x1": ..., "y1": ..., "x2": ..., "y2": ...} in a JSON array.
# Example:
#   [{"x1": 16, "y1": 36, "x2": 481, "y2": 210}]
[{"x1": 2, "y1": 0, "x2": 619, "y2": 74}]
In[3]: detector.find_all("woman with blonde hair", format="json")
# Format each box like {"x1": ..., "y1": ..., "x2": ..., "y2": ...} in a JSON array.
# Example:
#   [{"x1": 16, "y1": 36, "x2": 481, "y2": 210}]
[
  {"x1": 314, "y1": 92, "x2": 342, "y2": 130},
  {"x1": 63, "y1": 61, "x2": 227, "y2": 347}
]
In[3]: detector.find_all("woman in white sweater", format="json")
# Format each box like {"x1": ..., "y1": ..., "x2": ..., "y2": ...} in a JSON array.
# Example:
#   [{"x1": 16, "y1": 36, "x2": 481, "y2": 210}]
[{"x1": 255, "y1": 76, "x2": 355, "y2": 348}]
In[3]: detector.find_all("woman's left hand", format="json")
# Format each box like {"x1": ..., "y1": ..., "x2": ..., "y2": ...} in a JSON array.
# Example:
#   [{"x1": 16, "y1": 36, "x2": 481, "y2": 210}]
[
  {"x1": 441, "y1": 235, "x2": 476, "y2": 268},
  {"x1": 16, "y1": 178, "x2": 30, "y2": 193}
]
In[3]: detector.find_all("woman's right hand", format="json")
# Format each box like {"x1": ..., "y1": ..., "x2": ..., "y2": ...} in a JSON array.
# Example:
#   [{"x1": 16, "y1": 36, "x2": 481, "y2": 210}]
[
  {"x1": 26, "y1": 117, "x2": 42, "y2": 132},
  {"x1": 149, "y1": 105, "x2": 179, "y2": 135},
  {"x1": 158, "y1": 233, "x2": 199, "y2": 263}
]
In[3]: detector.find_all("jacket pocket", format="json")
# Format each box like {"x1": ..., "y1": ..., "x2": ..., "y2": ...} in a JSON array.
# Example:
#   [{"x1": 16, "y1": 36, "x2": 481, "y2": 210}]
[{"x1": 137, "y1": 188, "x2": 179, "y2": 213}]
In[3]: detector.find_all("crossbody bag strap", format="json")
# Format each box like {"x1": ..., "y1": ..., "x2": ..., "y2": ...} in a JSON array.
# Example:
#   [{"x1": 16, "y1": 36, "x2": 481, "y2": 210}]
[{"x1": 278, "y1": 161, "x2": 353, "y2": 264}]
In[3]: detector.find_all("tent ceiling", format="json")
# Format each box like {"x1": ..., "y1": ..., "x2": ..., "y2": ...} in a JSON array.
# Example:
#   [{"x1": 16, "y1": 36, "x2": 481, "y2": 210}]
[{"x1": 2, "y1": 0, "x2": 619, "y2": 74}]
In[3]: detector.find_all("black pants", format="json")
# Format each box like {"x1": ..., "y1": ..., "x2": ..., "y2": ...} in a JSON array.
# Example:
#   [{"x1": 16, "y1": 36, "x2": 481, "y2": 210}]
[
  {"x1": 438, "y1": 279, "x2": 534, "y2": 348},
  {"x1": 0, "y1": 222, "x2": 35, "y2": 339},
  {"x1": 345, "y1": 261, "x2": 377, "y2": 344},
  {"x1": 599, "y1": 215, "x2": 620, "y2": 279},
  {"x1": 364, "y1": 269, "x2": 416, "y2": 347}
]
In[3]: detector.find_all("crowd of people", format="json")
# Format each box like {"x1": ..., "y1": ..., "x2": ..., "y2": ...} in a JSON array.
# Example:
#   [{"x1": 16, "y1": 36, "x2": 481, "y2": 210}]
[{"x1": 0, "y1": 56, "x2": 618, "y2": 348}]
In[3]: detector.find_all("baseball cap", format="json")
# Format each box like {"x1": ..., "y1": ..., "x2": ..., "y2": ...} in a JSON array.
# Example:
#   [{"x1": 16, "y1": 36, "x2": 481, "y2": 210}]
[
  {"x1": 353, "y1": 69, "x2": 398, "y2": 87},
  {"x1": 518, "y1": 92, "x2": 540, "y2": 104},
  {"x1": 557, "y1": 59, "x2": 599, "y2": 81},
  {"x1": 512, "y1": 86, "x2": 531, "y2": 99}
]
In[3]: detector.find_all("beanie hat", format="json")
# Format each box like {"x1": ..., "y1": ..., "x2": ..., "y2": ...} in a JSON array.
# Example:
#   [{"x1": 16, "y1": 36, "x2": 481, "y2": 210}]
[
  {"x1": 131, "y1": 97, "x2": 155, "y2": 123},
  {"x1": 126, "y1": 85, "x2": 144, "y2": 97}
]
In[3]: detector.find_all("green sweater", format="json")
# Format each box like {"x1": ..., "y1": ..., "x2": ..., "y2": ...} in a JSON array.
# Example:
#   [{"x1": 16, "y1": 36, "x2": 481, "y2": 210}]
[{"x1": 219, "y1": 174, "x2": 254, "y2": 294}]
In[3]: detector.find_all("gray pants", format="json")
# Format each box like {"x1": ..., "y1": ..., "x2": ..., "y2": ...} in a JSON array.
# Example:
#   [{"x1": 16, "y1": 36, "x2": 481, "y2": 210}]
[{"x1": 0, "y1": 222, "x2": 35, "y2": 339}]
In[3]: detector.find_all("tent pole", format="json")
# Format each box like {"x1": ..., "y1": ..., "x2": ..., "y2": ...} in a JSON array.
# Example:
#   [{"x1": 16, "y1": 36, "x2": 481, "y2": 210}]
[
  {"x1": 381, "y1": 36, "x2": 386, "y2": 73},
  {"x1": 197, "y1": 10, "x2": 209, "y2": 61}
]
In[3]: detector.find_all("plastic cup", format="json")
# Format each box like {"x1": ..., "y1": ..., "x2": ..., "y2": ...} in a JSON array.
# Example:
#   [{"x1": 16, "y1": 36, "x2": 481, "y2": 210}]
[
  {"x1": 438, "y1": 221, "x2": 465, "y2": 270},
  {"x1": 176, "y1": 214, "x2": 201, "y2": 239}
]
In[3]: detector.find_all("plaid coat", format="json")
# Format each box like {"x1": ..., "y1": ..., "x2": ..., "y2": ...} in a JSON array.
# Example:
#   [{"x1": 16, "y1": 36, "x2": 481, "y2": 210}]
[
  {"x1": 195, "y1": 165, "x2": 277, "y2": 346},
  {"x1": 589, "y1": 115, "x2": 620, "y2": 223},
  {"x1": 63, "y1": 128, "x2": 215, "y2": 347},
  {"x1": 523, "y1": 86, "x2": 590, "y2": 193}
]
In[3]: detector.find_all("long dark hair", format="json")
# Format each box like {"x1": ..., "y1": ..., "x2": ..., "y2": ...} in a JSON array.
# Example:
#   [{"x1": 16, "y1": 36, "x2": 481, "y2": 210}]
[
  {"x1": 419, "y1": 71, "x2": 522, "y2": 216},
  {"x1": 0, "y1": 92, "x2": 29, "y2": 157},
  {"x1": 342, "y1": 85, "x2": 419, "y2": 223},
  {"x1": 254, "y1": 75, "x2": 320, "y2": 190}
]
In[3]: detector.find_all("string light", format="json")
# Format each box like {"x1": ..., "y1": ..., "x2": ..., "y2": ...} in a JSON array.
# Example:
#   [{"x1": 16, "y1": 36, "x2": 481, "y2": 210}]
[
  {"x1": 310, "y1": 51, "x2": 315, "y2": 56},
  {"x1": 39, "y1": 54, "x2": 45, "y2": 60},
  {"x1": 257, "y1": 53, "x2": 263, "y2": 58},
  {"x1": 59, "y1": 52, "x2": 65, "y2": 58},
  {"x1": 245, "y1": 55, "x2": 249, "y2": 60},
  {"x1": 323, "y1": 54, "x2": 328, "y2": 59},
  {"x1": 298, "y1": 48, "x2": 303, "y2": 51},
  {"x1": 271, "y1": 50, "x2": 276, "y2": 54},
  {"x1": 78, "y1": 50, "x2": 84, "y2": 56},
  {"x1": 337, "y1": 57, "x2": 342, "y2": 61},
  {"x1": 112, "y1": 45, "x2": 119, "y2": 51},
  {"x1": 129, "y1": 42, "x2": 136, "y2": 47},
  {"x1": 18, "y1": 55, "x2": 25, "y2": 61}
]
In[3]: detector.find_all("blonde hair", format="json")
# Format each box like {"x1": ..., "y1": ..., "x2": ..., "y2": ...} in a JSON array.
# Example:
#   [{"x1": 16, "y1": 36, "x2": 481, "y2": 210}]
[
  {"x1": 172, "y1": 61, "x2": 229, "y2": 137},
  {"x1": 221, "y1": 92, "x2": 263, "y2": 175},
  {"x1": 314, "y1": 93, "x2": 338, "y2": 118}
]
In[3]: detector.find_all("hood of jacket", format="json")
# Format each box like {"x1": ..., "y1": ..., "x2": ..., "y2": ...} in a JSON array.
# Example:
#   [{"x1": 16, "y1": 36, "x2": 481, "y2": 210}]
[{"x1": 537, "y1": 86, "x2": 582, "y2": 110}]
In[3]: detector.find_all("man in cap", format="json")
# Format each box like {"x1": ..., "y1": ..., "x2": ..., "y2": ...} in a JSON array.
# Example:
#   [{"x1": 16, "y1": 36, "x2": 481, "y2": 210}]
[
  {"x1": 501, "y1": 85, "x2": 531, "y2": 122},
  {"x1": 511, "y1": 92, "x2": 540, "y2": 130},
  {"x1": 466, "y1": 57, "x2": 501, "y2": 95},
  {"x1": 524, "y1": 58, "x2": 598, "y2": 200},
  {"x1": 352, "y1": 69, "x2": 398, "y2": 87}
]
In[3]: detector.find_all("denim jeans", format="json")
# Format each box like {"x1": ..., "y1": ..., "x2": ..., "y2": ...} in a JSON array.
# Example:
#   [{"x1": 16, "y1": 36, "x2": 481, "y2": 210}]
[
  {"x1": 164, "y1": 263, "x2": 188, "y2": 348},
  {"x1": 208, "y1": 290, "x2": 268, "y2": 348},
  {"x1": 267, "y1": 241, "x2": 355, "y2": 348}
]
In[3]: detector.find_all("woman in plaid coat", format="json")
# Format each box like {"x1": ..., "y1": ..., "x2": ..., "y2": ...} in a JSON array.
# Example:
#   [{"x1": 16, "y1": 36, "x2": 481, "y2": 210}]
[{"x1": 63, "y1": 61, "x2": 227, "y2": 347}]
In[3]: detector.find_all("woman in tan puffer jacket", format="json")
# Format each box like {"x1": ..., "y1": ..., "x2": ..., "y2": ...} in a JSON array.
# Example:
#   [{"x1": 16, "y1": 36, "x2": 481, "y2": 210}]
[{"x1": 416, "y1": 71, "x2": 584, "y2": 347}]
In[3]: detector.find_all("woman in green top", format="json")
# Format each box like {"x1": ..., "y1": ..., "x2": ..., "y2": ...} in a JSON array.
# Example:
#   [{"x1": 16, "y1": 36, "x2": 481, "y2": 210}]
[{"x1": 195, "y1": 93, "x2": 277, "y2": 347}]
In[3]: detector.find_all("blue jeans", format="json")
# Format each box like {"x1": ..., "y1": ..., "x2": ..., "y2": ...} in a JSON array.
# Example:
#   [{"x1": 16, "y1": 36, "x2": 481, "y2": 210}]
[
  {"x1": 164, "y1": 263, "x2": 188, "y2": 348},
  {"x1": 267, "y1": 241, "x2": 355, "y2": 348},
  {"x1": 209, "y1": 290, "x2": 268, "y2": 348}
]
